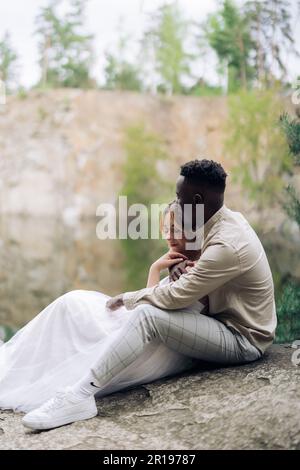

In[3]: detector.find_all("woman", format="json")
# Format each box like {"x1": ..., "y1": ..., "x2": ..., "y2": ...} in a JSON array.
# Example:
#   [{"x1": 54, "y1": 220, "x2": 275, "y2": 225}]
[{"x1": 0, "y1": 202, "x2": 204, "y2": 413}]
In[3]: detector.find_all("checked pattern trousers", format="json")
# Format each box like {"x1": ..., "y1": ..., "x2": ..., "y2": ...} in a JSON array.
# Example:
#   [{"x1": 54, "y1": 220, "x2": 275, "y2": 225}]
[{"x1": 90, "y1": 303, "x2": 262, "y2": 388}]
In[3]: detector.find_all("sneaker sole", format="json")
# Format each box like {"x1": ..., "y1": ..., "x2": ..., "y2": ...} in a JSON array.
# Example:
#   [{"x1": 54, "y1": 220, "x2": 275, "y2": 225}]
[{"x1": 22, "y1": 407, "x2": 98, "y2": 430}]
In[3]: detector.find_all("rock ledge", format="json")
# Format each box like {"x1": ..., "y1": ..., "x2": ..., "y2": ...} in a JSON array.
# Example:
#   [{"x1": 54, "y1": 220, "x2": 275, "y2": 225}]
[{"x1": 0, "y1": 344, "x2": 299, "y2": 450}]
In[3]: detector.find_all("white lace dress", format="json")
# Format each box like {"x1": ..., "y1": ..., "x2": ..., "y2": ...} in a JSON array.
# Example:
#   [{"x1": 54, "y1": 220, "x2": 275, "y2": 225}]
[{"x1": 0, "y1": 276, "x2": 204, "y2": 412}]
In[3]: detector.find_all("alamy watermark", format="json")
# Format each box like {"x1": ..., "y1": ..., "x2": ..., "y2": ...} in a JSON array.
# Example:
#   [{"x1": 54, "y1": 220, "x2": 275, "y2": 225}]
[{"x1": 95, "y1": 196, "x2": 205, "y2": 250}]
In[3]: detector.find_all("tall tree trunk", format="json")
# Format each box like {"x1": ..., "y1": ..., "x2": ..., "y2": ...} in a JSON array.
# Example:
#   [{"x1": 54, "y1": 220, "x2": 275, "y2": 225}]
[
  {"x1": 256, "y1": 13, "x2": 264, "y2": 86},
  {"x1": 41, "y1": 36, "x2": 51, "y2": 87},
  {"x1": 238, "y1": 33, "x2": 247, "y2": 89},
  {"x1": 270, "y1": 0, "x2": 278, "y2": 87}
]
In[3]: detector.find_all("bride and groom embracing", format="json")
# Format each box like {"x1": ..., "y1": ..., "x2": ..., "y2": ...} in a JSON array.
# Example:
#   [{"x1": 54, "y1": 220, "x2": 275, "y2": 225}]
[{"x1": 0, "y1": 159, "x2": 277, "y2": 431}]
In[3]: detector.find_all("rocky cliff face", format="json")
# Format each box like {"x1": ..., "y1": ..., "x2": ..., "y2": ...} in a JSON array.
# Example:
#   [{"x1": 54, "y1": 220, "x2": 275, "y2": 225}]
[
  {"x1": 0, "y1": 89, "x2": 231, "y2": 218},
  {"x1": 0, "y1": 344, "x2": 299, "y2": 450},
  {"x1": 1, "y1": 89, "x2": 298, "y2": 225},
  {"x1": 0, "y1": 90, "x2": 299, "y2": 328}
]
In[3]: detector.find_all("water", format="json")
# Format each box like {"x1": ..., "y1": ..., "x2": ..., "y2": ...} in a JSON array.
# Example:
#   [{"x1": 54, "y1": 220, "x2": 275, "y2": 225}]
[
  {"x1": 0, "y1": 216, "x2": 125, "y2": 340},
  {"x1": 0, "y1": 216, "x2": 299, "y2": 342}
]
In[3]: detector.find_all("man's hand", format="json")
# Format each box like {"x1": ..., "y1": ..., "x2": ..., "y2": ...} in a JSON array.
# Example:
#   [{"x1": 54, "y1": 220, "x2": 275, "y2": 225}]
[
  {"x1": 106, "y1": 294, "x2": 124, "y2": 311},
  {"x1": 152, "y1": 251, "x2": 188, "y2": 272},
  {"x1": 169, "y1": 259, "x2": 195, "y2": 281}
]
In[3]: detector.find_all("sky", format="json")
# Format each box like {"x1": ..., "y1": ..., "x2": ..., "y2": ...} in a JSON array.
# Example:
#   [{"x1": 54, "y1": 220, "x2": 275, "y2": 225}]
[{"x1": 0, "y1": 0, "x2": 299, "y2": 89}]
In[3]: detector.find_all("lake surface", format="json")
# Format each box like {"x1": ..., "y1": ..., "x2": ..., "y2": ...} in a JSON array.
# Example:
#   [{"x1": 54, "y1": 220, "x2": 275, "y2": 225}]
[
  {"x1": 1, "y1": 216, "x2": 300, "y2": 342},
  {"x1": 0, "y1": 216, "x2": 125, "y2": 340}
]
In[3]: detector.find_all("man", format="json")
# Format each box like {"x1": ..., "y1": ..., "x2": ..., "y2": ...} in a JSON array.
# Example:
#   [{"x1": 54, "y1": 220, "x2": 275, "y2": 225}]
[{"x1": 22, "y1": 159, "x2": 277, "y2": 430}]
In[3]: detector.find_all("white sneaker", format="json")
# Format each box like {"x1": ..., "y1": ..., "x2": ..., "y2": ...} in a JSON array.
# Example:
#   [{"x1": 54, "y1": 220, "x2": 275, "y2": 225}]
[{"x1": 22, "y1": 387, "x2": 98, "y2": 430}]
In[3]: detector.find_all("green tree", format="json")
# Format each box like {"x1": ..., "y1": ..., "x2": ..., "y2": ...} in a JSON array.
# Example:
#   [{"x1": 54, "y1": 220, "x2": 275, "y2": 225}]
[
  {"x1": 283, "y1": 185, "x2": 300, "y2": 228},
  {"x1": 183, "y1": 78, "x2": 223, "y2": 97},
  {"x1": 245, "y1": 0, "x2": 297, "y2": 86},
  {"x1": 35, "y1": 0, "x2": 94, "y2": 88},
  {"x1": 276, "y1": 112, "x2": 300, "y2": 343},
  {"x1": 104, "y1": 34, "x2": 142, "y2": 91},
  {"x1": 225, "y1": 89, "x2": 291, "y2": 208},
  {"x1": 143, "y1": 2, "x2": 191, "y2": 95},
  {"x1": 0, "y1": 32, "x2": 18, "y2": 92},
  {"x1": 279, "y1": 113, "x2": 300, "y2": 228},
  {"x1": 276, "y1": 281, "x2": 300, "y2": 342},
  {"x1": 120, "y1": 123, "x2": 171, "y2": 289},
  {"x1": 280, "y1": 113, "x2": 300, "y2": 165},
  {"x1": 205, "y1": 0, "x2": 255, "y2": 92}
]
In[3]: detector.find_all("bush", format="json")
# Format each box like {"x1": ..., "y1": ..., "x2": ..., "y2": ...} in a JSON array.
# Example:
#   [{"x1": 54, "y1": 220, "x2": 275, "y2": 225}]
[
  {"x1": 120, "y1": 123, "x2": 172, "y2": 290},
  {"x1": 276, "y1": 281, "x2": 300, "y2": 343}
]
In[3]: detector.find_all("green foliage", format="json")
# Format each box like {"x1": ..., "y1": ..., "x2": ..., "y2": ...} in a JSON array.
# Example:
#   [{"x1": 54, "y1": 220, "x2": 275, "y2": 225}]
[
  {"x1": 38, "y1": 106, "x2": 48, "y2": 121},
  {"x1": 104, "y1": 35, "x2": 142, "y2": 91},
  {"x1": 279, "y1": 113, "x2": 300, "y2": 163},
  {"x1": 104, "y1": 55, "x2": 142, "y2": 92},
  {"x1": 1, "y1": 0, "x2": 298, "y2": 95},
  {"x1": 202, "y1": 0, "x2": 296, "y2": 91},
  {"x1": 143, "y1": 2, "x2": 191, "y2": 95},
  {"x1": 282, "y1": 185, "x2": 300, "y2": 229},
  {"x1": 279, "y1": 112, "x2": 300, "y2": 228},
  {"x1": 225, "y1": 89, "x2": 291, "y2": 207},
  {"x1": 120, "y1": 123, "x2": 172, "y2": 289},
  {"x1": 276, "y1": 107, "x2": 300, "y2": 342},
  {"x1": 183, "y1": 80, "x2": 223, "y2": 97},
  {"x1": 0, "y1": 32, "x2": 18, "y2": 91},
  {"x1": 122, "y1": 124, "x2": 169, "y2": 205},
  {"x1": 0, "y1": 324, "x2": 19, "y2": 343},
  {"x1": 245, "y1": 0, "x2": 296, "y2": 86},
  {"x1": 205, "y1": 0, "x2": 254, "y2": 92},
  {"x1": 276, "y1": 281, "x2": 300, "y2": 342},
  {"x1": 17, "y1": 87, "x2": 28, "y2": 100},
  {"x1": 35, "y1": 0, "x2": 94, "y2": 88}
]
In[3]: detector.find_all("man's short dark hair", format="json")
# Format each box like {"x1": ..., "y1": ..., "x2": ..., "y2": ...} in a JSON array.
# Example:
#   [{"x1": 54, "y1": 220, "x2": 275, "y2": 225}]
[{"x1": 180, "y1": 159, "x2": 227, "y2": 192}]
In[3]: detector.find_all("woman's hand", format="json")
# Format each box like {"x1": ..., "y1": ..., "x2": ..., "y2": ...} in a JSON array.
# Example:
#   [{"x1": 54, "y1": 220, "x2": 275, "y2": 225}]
[
  {"x1": 106, "y1": 294, "x2": 124, "y2": 311},
  {"x1": 146, "y1": 251, "x2": 189, "y2": 288},
  {"x1": 152, "y1": 251, "x2": 188, "y2": 272}
]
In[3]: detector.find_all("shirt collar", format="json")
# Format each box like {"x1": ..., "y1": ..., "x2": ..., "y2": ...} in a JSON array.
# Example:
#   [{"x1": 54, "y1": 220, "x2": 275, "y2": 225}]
[
  {"x1": 202, "y1": 204, "x2": 226, "y2": 237},
  {"x1": 184, "y1": 204, "x2": 226, "y2": 251}
]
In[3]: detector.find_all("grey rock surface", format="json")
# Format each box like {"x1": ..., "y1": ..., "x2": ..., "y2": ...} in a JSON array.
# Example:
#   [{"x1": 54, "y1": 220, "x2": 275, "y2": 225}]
[{"x1": 0, "y1": 344, "x2": 299, "y2": 450}]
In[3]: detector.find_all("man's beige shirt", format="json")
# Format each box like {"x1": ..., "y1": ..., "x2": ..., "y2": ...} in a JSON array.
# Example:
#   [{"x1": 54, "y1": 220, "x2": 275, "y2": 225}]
[{"x1": 123, "y1": 205, "x2": 277, "y2": 354}]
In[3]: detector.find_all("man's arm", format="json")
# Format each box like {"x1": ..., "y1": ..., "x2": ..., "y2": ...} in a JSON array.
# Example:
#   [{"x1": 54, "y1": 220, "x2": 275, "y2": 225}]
[
  {"x1": 122, "y1": 242, "x2": 241, "y2": 311},
  {"x1": 105, "y1": 250, "x2": 188, "y2": 311}
]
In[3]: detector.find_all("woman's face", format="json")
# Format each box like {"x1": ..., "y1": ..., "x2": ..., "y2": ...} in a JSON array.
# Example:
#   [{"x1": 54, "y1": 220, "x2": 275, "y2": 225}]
[{"x1": 162, "y1": 211, "x2": 186, "y2": 253}]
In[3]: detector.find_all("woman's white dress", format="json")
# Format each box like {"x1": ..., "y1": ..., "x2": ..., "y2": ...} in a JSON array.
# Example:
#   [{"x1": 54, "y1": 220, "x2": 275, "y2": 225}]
[{"x1": 0, "y1": 276, "x2": 204, "y2": 413}]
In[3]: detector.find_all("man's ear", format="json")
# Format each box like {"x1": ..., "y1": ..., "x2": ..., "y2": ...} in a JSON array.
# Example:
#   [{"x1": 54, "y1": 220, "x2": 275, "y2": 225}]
[{"x1": 193, "y1": 193, "x2": 203, "y2": 205}]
